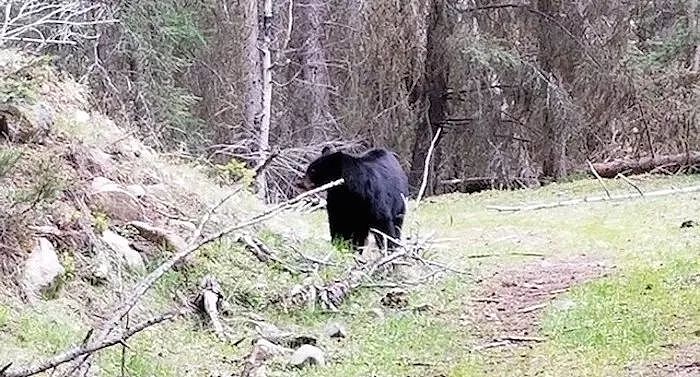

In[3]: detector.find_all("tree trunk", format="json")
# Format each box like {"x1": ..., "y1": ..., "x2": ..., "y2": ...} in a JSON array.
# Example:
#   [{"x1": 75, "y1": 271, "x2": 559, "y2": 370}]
[
  {"x1": 691, "y1": 0, "x2": 700, "y2": 72},
  {"x1": 537, "y1": 0, "x2": 567, "y2": 179},
  {"x1": 243, "y1": 0, "x2": 263, "y2": 141},
  {"x1": 256, "y1": 0, "x2": 273, "y2": 199},
  {"x1": 591, "y1": 152, "x2": 700, "y2": 178},
  {"x1": 243, "y1": 0, "x2": 272, "y2": 200},
  {"x1": 408, "y1": 0, "x2": 448, "y2": 196},
  {"x1": 294, "y1": 0, "x2": 337, "y2": 142}
]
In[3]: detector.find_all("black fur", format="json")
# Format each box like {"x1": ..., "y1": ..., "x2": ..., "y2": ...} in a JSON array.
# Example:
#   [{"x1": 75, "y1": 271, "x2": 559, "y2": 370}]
[{"x1": 300, "y1": 147, "x2": 409, "y2": 250}]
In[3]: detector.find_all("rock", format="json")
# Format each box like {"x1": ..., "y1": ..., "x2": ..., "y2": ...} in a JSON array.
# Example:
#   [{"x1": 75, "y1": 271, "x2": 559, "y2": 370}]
[
  {"x1": 242, "y1": 339, "x2": 291, "y2": 377},
  {"x1": 324, "y1": 323, "x2": 347, "y2": 339},
  {"x1": 30, "y1": 102, "x2": 54, "y2": 141},
  {"x1": 0, "y1": 102, "x2": 53, "y2": 143},
  {"x1": 89, "y1": 177, "x2": 143, "y2": 222},
  {"x1": 286, "y1": 335, "x2": 317, "y2": 349},
  {"x1": 22, "y1": 238, "x2": 64, "y2": 298},
  {"x1": 125, "y1": 184, "x2": 147, "y2": 198},
  {"x1": 369, "y1": 308, "x2": 385, "y2": 319},
  {"x1": 127, "y1": 221, "x2": 186, "y2": 251},
  {"x1": 87, "y1": 251, "x2": 111, "y2": 285},
  {"x1": 680, "y1": 220, "x2": 697, "y2": 228},
  {"x1": 167, "y1": 218, "x2": 197, "y2": 233},
  {"x1": 101, "y1": 229, "x2": 144, "y2": 271},
  {"x1": 73, "y1": 109, "x2": 91, "y2": 123},
  {"x1": 87, "y1": 148, "x2": 116, "y2": 175},
  {"x1": 380, "y1": 288, "x2": 409, "y2": 308},
  {"x1": 288, "y1": 344, "x2": 325, "y2": 368}
]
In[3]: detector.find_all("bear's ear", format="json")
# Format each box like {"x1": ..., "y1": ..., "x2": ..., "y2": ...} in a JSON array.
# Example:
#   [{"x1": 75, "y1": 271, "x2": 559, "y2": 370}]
[{"x1": 321, "y1": 146, "x2": 334, "y2": 156}]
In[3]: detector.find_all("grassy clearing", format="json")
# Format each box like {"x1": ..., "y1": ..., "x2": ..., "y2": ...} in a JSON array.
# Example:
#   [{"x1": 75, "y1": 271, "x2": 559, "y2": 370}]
[
  {"x1": 537, "y1": 255, "x2": 700, "y2": 376},
  {"x1": 414, "y1": 175, "x2": 700, "y2": 376},
  {"x1": 1, "y1": 175, "x2": 699, "y2": 376}
]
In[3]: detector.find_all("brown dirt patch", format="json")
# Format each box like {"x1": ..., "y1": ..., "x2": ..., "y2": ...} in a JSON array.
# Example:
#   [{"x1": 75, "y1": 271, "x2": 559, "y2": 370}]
[
  {"x1": 630, "y1": 343, "x2": 700, "y2": 377},
  {"x1": 467, "y1": 255, "x2": 610, "y2": 349}
]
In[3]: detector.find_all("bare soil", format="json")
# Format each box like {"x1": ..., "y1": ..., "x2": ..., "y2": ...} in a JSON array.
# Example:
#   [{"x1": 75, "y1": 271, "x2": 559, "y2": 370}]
[
  {"x1": 630, "y1": 343, "x2": 700, "y2": 377},
  {"x1": 467, "y1": 255, "x2": 609, "y2": 349}
]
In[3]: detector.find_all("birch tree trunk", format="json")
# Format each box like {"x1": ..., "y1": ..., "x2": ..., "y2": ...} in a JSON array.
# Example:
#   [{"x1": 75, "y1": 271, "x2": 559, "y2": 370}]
[
  {"x1": 691, "y1": 0, "x2": 700, "y2": 72},
  {"x1": 244, "y1": 0, "x2": 263, "y2": 141},
  {"x1": 256, "y1": 0, "x2": 273, "y2": 199},
  {"x1": 244, "y1": 0, "x2": 273, "y2": 200}
]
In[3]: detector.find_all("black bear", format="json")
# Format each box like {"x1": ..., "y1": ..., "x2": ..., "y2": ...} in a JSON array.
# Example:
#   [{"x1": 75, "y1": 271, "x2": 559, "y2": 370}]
[{"x1": 298, "y1": 146, "x2": 409, "y2": 250}]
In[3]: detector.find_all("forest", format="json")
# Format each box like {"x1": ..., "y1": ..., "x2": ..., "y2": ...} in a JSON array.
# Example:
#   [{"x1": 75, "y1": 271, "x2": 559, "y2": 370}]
[
  {"x1": 4, "y1": 0, "x2": 698, "y2": 201},
  {"x1": 0, "y1": 1, "x2": 698, "y2": 377}
]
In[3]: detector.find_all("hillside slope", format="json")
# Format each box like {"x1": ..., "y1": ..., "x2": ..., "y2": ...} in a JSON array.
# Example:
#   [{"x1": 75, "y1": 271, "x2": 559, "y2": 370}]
[{"x1": 0, "y1": 50, "x2": 325, "y2": 375}]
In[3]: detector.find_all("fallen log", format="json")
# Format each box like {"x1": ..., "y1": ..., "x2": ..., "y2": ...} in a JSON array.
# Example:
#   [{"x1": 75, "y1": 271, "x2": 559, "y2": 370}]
[{"x1": 591, "y1": 152, "x2": 700, "y2": 178}]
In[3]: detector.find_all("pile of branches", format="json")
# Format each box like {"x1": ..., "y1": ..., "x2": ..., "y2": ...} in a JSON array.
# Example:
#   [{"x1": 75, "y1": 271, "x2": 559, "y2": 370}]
[
  {"x1": 279, "y1": 231, "x2": 451, "y2": 311},
  {"x1": 0, "y1": 1, "x2": 116, "y2": 48}
]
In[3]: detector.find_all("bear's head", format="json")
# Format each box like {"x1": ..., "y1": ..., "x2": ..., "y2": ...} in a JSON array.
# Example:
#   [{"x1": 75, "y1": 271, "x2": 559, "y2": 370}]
[{"x1": 297, "y1": 146, "x2": 343, "y2": 190}]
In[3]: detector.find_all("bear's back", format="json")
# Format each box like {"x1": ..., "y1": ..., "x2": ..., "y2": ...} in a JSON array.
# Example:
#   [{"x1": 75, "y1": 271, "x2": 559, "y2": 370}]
[{"x1": 352, "y1": 148, "x2": 408, "y2": 194}]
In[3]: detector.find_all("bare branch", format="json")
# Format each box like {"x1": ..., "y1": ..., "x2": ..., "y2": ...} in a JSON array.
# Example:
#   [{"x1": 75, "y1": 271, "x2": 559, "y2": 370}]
[
  {"x1": 587, "y1": 160, "x2": 611, "y2": 199},
  {"x1": 415, "y1": 127, "x2": 442, "y2": 205},
  {"x1": 0, "y1": 1, "x2": 117, "y2": 49}
]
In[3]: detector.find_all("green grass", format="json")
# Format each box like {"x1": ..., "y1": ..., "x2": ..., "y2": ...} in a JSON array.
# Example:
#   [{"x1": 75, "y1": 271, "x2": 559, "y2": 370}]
[
  {"x1": 1, "y1": 302, "x2": 87, "y2": 359},
  {"x1": 537, "y1": 255, "x2": 700, "y2": 375},
  {"x1": 97, "y1": 320, "x2": 239, "y2": 377},
  {"x1": 411, "y1": 175, "x2": 700, "y2": 376},
  {"x1": 307, "y1": 314, "x2": 479, "y2": 377},
  {"x1": 0, "y1": 304, "x2": 9, "y2": 327}
]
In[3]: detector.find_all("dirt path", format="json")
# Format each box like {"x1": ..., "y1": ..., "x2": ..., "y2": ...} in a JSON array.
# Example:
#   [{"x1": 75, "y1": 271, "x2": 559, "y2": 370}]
[
  {"x1": 630, "y1": 344, "x2": 700, "y2": 377},
  {"x1": 466, "y1": 255, "x2": 609, "y2": 353}
]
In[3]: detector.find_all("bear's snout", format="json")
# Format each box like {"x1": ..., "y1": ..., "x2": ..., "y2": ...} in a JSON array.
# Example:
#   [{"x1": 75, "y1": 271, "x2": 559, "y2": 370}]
[{"x1": 296, "y1": 176, "x2": 315, "y2": 190}]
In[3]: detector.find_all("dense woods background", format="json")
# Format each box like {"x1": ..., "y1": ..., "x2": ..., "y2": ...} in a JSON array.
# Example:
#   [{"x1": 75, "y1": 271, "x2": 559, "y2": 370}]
[{"x1": 5, "y1": 0, "x2": 699, "y2": 202}]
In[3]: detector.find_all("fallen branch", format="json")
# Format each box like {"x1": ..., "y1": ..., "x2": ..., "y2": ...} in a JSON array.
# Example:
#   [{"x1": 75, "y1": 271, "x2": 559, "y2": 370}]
[
  {"x1": 499, "y1": 335, "x2": 545, "y2": 342},
  {"x1": 1, "y1": 309, "x2": 184, "y2": 377},
  {"x1": 516, "y1": 303, "x2": 547, "y2": 314},
  {"x1": 590, "y1": 152, "x2": 700, "y2": 178},
  {"x1": 237, "y1": 234, "x2": 305, "y2": 274},
  {"x1": 197, "y1": 276, "x2": 227, "y2": 341},
  {"x1": 471, "y1": 340, "x2": 511, "y2": 352},
  {"x1": 281, "y1": 230, "x2": 459, "y2": 311},
  {"x1": 415, "y1": 127, "x2": 442, "y2": 205},
  {"x1": 510, "y1": 252, "x2": 546, "y2": 257},
  {"x1": 127, "y1": 221, "x2": 186, "y2": 252},
  {"x1": 466, "y1": 252, "x2": 544, "y2": 259},
  {"x1": 532, "y1": 288, "x2": 568, "y2": 297},
  {"x1": 616, "y1": 173, "x2": 644, "y2": 197},
  {"x1": 471, "y1": 335, "x2": 546, "y2": 352},
  {"x1": 587, "y1": 160, "x2": 611, "y2": 199},
  {"x1": 487, "y1": 185, "x2": 700, "y2": 212}
]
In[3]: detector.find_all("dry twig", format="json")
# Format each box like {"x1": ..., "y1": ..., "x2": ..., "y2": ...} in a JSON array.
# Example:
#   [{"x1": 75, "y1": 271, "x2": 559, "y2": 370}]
[
  {"x1": 587, "y1": 160, "x2": 611, "y2": 199},
  {"x1": 415, "y1": 127, "x2": 442, "y2": 205},
  {"x1": 616, "y1": 173, "x2": 644, "y2": 196}
]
